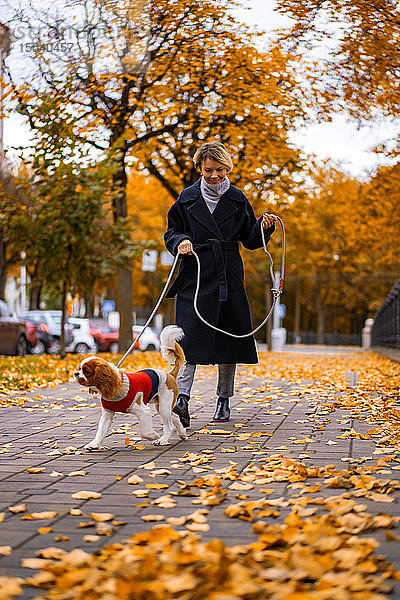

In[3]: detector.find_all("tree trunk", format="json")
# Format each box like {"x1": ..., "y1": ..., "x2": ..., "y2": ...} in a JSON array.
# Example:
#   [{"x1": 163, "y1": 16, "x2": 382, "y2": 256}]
[
  {"x1": 28, "y1": 262, "x2": 42, "y2": 309},
  {"x1": 29, "y1": 284, "x2": 42, "y2": 310},
  {"x1": 84, "y1": 295, "x2": 95, "y2": 317},
  {"x1": 117, "y1": 266, "x2": 133, "y2": 354},
  {"x1": 315, "y1": 272, "x2": 325, "y2": 344},
  {"x1": 0, "y1": 230, "x2": 7, "y2": 300},
  {"x1": 60, "y1": 277, "x2": 68, "y2": 359},
  {"x1": 112, "y1": 146, "x2": 134, "y2": 353}
]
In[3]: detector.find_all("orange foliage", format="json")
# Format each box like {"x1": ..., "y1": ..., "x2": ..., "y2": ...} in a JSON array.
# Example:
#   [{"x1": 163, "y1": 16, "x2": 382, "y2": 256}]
[{"x1": 126, "y1": 173, "x2": 172, "y2": 310}]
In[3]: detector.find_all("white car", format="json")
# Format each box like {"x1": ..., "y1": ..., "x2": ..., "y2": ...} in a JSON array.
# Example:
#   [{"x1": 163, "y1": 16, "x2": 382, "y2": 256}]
[
  {"x1": 132, "y1": 326, "x2": 160, "y2": 351},
  {"x1": 67, "y1": 318, "x2": 97, "y2": 354}
]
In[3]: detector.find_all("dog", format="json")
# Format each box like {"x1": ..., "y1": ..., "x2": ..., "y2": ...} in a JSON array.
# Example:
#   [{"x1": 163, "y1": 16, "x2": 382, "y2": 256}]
[{"x1": 74, "y1": 325, "x2": 188, "y2": 449}]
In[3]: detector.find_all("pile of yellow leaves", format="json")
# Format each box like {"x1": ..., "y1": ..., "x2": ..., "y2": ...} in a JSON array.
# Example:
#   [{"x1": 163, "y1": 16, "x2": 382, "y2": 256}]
[
  {"x1": 247, "y1": 351, "x2": 400, "y2": 396},
  {"x1": 0, "y1": 352, "x2": 164, "y2": 399},
  {"x1": 247, "y1": 351, "x2": 400, "y2": 448},
  {"x1": 7, "y1": 518, "x2": 399, "y2": 600}
]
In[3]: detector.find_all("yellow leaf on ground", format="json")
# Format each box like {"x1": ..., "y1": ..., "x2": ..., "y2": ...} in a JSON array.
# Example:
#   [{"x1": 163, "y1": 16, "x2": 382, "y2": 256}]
[
  {"x1": 167, "y1": 516, "x2": 186, "y2": 526},
  {"x1": 37, "y1": 527, "x2": 52, "y2": 534},
  {"x1": 186, "y1": 522, "x2": 210, "y2": 532},
  {"x1": 0, "y1": 576, "x2": 23, "y2": 597},
  {"x1": 83, "y1": 535, "x2": 100, "y2": 542},
  {"x1": 131, "y1": 489, "x2": 149, "y2": 497},
  {"x1": 71, "y1": 491, "x2": 101, "y2": 500},
  {"x1": 8, "y1": 504, "x2": 26, "y2": 514},
  {"x1": 89, "y1": 513, "x2": 114, "y2": 522},
  {"x1": 139, "y1": 461, "x2": 156, "y2": 469},
  {"x1": 229, "y1": 482, "x2": 254, "y2": 491},
  {"x1": 70, "y1": 508, "x2": 84, "y2": 516},
  {"x1": 20, "y1": 512, "x2": 58, "y2": 520},
  {"x1": 128, "y1": 474, "x2": 144, "y2": 484},
  {"x1": 146, "y1": 483, "x2": 169, "y2": 490}
]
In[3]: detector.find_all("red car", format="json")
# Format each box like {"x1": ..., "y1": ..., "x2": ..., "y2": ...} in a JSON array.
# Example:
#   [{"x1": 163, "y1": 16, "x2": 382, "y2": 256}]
[
  {"x1": 0, "y1": 299, "x2": 28, "y2": 356},
  {"x1": 89, "y1": 320, "x2": 119, "y2": 353}
]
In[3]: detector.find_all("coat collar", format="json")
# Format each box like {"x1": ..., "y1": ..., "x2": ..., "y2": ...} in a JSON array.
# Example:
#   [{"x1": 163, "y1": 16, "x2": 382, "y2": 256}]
[{"x1": 179, "y1": 180, "x2": 244, "y2": 238}]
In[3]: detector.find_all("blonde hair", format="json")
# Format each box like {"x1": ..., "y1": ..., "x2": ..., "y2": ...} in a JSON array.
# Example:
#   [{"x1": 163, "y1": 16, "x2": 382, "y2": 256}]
[{"x1": 193, "y1": 141, "x2": 233, "y2": 172}]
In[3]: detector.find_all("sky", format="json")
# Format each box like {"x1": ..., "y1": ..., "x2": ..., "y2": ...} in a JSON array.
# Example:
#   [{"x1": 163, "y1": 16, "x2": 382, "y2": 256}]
[{"x1": 1, "y1": 0, "x2": 396, "y2": 178}]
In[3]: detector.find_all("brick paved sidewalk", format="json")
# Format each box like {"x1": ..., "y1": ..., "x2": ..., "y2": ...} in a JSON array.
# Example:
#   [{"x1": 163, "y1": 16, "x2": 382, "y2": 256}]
[{"x1": 0, "y1": 361, "x2": 399, "y2": 596}]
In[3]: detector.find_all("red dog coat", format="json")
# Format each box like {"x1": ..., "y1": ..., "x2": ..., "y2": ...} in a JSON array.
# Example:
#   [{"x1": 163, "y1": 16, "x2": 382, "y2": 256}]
[{"x1": 101, "y1": 369, "x2": 159, "y2": 413}]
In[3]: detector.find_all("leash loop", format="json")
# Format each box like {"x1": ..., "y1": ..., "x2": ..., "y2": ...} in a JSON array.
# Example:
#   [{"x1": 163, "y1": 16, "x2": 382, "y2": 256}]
[{"x1": 192, "y1": 217, "x2": 285, "y2": 339}]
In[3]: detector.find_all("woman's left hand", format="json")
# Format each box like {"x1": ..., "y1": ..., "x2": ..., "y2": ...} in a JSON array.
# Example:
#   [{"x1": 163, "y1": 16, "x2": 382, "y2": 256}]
[{"x1": 262, "y1": 213, "x2": 278, "y2": 228}]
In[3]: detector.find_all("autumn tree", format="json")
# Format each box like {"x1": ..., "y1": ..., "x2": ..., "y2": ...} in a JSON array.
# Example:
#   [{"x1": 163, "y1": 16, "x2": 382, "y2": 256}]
[
  {"x1": 134, "y1": 43, "x2": 308, "y2": 204},
  {"x1": 358, "y1": 163, "x2": 400, "y2": 269},
  {"x1": 269, "y1": 160, "x2": 400, "y2": 340},
  {"x1": 2, "y1": 0, "x2": 317, "y2": 348},
  {"x1": 275, "y1": 0, "x2": 400, "y2": 123},
  {"x1": 2, "y1": 94, "x2": 136, "y2": 356},
  {"x1": 22, "y1": 156, "x2": 135, "y2": 356}
]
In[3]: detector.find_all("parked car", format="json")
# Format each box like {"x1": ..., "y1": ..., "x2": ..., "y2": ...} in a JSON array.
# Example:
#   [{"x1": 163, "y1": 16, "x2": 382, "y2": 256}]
[
  {"x1": 67, "y1": 317, "x2": 97, "y2": 354},
  {"x1": 30, "y1": 321, "x2": 56, "y2": 355},
  {"x1": 0, "y1": 300, "x2": 28, "y2": 356},
  {"x1": 24, "y1": 320, "x2": 39, "y2": 354},
  {"x1": 18, "y1": 310, "x2": 74, "y2": 354},
  {"x1": 89, "y1": 319, "x2": 119, "y2": 353},
  {"x1": 132, "y1": 326, "x2": 160, "y2": 351}
]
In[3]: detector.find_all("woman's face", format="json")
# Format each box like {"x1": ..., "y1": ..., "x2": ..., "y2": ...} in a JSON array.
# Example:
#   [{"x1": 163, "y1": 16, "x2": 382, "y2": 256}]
[{"x1": 200, "y1": 157, "x2": 228, "y2": 185}]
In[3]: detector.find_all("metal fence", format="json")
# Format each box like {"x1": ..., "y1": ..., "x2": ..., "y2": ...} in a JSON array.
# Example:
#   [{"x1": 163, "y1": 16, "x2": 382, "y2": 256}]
[
  {"x1": 286, "y1": 331, "x2": 362, "y2": 346},
  {"x1": 371, "y1": 279, "x2": 400, "y2": 349}
]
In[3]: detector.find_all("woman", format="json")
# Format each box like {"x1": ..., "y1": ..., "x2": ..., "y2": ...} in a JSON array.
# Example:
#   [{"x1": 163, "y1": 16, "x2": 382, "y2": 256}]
[{"x1": 164, "y1": 141, "x2": 276, "y2": 426}]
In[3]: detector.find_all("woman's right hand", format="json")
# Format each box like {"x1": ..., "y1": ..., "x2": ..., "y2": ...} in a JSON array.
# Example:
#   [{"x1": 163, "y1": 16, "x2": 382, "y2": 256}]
[{"x1": 178, "y1": 239, "x2": 193, "y2": 255}]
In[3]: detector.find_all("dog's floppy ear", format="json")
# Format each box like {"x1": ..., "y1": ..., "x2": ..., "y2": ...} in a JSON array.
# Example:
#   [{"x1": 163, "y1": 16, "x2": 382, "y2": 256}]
[{"x1": 93, "y1": 363, "x2": 121, "y2": 398}]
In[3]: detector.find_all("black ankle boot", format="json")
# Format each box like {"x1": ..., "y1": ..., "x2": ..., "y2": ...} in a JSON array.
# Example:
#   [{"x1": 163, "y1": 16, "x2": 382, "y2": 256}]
[
  {"x1": 213, "y1": 397, "x2": 230, "y2": 422},
  {"x1": 173, "y1": 394, "x2": 190, "y2": 428}
]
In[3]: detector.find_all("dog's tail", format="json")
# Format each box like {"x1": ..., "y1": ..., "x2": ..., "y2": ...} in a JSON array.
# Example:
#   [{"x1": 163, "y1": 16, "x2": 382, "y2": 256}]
[{"x1": 160, "y1": 325, "x2": 185, "y2": 379}]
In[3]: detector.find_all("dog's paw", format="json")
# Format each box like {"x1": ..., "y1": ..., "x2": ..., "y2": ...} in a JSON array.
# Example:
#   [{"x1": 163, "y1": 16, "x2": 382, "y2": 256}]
[
  {"x1": 84, "y1": 442, "x2": 102, "y2": 451},
  {"x1": 153, "y1": 437, "x2": 170, "y2": 446}
]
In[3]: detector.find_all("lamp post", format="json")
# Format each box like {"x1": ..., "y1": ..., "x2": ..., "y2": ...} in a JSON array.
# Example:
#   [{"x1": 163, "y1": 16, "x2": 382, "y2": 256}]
[
  {"x1": 0, "y1": 23, "x2": 11, "y2": 153},
  {"x1": 20, "y1": 251, "x2": 26, "y2": 313}
]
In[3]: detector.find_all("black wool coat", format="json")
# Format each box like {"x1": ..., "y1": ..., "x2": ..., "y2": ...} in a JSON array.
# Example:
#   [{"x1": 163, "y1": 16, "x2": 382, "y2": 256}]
[{"x1": 164, "y1": 179, "x2": 275, "y2": 365}]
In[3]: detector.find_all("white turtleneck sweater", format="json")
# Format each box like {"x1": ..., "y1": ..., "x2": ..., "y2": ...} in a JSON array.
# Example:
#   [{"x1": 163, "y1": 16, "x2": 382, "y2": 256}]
[{"x1": 200, "y1": 176, "x2": 230, "y2": 213}]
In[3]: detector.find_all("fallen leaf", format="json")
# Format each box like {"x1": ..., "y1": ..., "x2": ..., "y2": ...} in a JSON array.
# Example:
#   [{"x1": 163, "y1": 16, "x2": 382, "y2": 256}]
[
  {"x1": 146, "y1": 483, "x2": 169, "y2": 490},
  {"x1": 8, "y1": 503, "x2": 26, "y2": 514},
  {"x1": 21, "y1": 511, "x2": 58, "y2": 520},
  {"x1": 37, "y1": 527, "x2": 52, "y2": 534},
  {"x1": 229, "y1": 482, "x2": 254, "y2": 491},
  {"x1": 83, "y1": 535, "x2": 100, "y2": 542},
  {"x1": 71, "y1": 491, "x2": 101, "y2": 500},
  {"x1": 89, "y1": 513, "x2": 114, "y2": 522},
  {"x1": 128, "y1": 474, "x2": 144, "y2": 485}
]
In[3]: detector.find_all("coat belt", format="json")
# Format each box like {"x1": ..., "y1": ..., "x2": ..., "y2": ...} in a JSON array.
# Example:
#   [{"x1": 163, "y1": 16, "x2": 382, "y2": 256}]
[{"x1": 193, "y1": 239, "x2": 238, "y2": 302}]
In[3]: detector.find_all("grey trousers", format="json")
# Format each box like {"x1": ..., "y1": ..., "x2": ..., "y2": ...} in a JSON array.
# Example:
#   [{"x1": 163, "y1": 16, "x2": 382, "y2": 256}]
[{"x1": 177, "y1": 363, "x2": 236, "y2": 398}]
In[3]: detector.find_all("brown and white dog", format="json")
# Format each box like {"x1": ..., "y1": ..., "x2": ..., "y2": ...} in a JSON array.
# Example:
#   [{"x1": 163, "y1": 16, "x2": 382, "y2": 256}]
[{"x1": 74, "y1": 325, "x2": 187, "y2": 449}]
